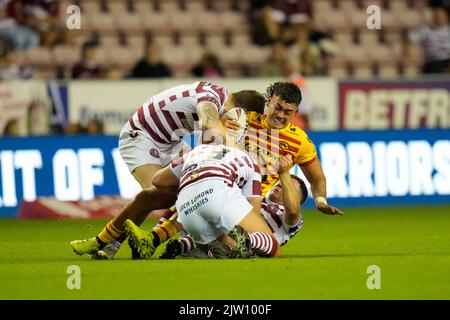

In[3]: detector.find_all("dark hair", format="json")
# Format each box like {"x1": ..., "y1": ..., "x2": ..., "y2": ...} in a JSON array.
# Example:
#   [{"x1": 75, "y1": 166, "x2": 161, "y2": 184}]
[
  {"x1": 232, "y1": 90, "x2": 266, "y2": 114},
  {"x1": 290, "y1": 174, "x2": 308, "y2": 205},
  {"x1": 265, "y1": 81, "x2": 302, "y2": 106},
  {"x1": 82, "y1": 39, "x2": 99, "y2": 50}
]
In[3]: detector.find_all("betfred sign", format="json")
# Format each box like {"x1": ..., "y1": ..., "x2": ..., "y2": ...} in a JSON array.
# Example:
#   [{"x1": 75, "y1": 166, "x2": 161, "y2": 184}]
[{"x1": 339, "y1": 80, "x2": 450, "y2": 130}]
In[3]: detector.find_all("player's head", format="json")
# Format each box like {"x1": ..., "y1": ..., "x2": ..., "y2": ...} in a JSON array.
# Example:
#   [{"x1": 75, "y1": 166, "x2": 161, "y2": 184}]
[
  {"x1": 265, "y1": 82, "x2": 302, "y2": 129},
  {"x1": 269, "y1": 175, "x2": 308, "y2": 205},
  {"x1": 230, "y1": 90, "x2": 266, "y2": 114}
]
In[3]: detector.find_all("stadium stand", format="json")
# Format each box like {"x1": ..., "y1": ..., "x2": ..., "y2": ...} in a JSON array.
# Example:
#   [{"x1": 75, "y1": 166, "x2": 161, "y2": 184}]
[{"x1": 0, "y1": 0, "x2": 443, "y2": 79}]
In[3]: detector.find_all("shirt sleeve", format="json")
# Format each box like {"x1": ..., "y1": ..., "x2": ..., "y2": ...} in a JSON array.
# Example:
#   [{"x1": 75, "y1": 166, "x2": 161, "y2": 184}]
[
  {"x1": 196, "y1": 88, "x2": 223, "y2": 113},
  {"x1": 169, "y1": 156, "x2": 185, "y2": 179},
  {"x1": 294, "y1": 133, "x2": 317, "y2": 166},
  {"x1": 241, "y1": 168, "x2": 262, "y2": 199}
]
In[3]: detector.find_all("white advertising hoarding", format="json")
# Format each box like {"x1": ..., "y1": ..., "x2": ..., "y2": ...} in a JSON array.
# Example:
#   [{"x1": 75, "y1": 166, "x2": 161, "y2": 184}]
[{"x1": 68, "y1": 78, "x2": 339, "y2": 134}]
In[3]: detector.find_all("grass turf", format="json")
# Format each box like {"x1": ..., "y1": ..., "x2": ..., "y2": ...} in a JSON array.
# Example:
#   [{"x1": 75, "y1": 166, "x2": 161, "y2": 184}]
[{"x1": 0, "y1": 205, "x2": 449, "y2": 300}]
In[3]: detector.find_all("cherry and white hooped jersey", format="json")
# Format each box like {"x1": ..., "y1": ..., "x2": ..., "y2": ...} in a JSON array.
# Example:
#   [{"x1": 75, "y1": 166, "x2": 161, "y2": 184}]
[
  {"x1": 128, "y1": 81, "x2": 228, "y2": 144},
  {"x1": 261, "y1": 194, "x2": 303, "y2": 246},
  {"x1": 170, "y1": 144, "x2": 262, "y2": 199}
]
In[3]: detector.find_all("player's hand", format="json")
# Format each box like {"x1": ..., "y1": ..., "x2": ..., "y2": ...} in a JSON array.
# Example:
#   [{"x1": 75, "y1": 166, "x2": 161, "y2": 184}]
[
  {"x1": 278, "y1": 154, "x2": 294, "y2": 174},
  {"x1": 316, "y1": 203, "x2": 344, "y2": 216},
  {"x1": 221, "y1": 116, "x2": 241, "y2": 131}
]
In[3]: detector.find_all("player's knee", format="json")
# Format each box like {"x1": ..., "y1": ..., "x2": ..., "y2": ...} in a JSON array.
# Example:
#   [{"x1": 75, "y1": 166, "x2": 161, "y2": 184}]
[{"x1": 152, "y1": 170, "x2": 178, "y2": 193}]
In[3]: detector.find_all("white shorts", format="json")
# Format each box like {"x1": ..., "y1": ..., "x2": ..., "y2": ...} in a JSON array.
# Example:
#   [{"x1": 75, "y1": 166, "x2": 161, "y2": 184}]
[
  {"x1": 176, "y1": 179, "x2": 254, "y2": 245},
  {"x1": 118, "y1": 121, "x2": 191, "y2": 172}
]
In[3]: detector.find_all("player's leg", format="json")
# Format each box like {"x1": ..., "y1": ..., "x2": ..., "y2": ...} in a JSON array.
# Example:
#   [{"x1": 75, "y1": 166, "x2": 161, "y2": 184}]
[
  {"x1": 71, "y1": 128, "x2": 182, "y2": 257},
  {"x1": 126, "y1": 181, "x2": 212, "y2": 259},
  {"x1": 238, "y1": 209, "x2": 280, "y2": 257},
  {"x1": 216, "y1": 186, "x2": 280, "y2": 258}
]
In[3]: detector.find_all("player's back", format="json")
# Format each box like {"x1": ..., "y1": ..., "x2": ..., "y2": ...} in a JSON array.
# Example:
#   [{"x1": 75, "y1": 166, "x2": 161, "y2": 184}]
[
  {"x1": 129, "y1": 81, "x2": 228, "y2": 144},
  {"x1": 175, "y1": 144, "x2": 260, "y2": 192}
]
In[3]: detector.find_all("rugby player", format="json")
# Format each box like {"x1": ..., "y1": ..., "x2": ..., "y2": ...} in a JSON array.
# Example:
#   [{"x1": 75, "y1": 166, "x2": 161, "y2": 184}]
[
  {"x1": 159, "y1": 154, "x2": 308, "y2": 259},
  {"x1": 246, "y1": 81, "x2": 343, "y2": 216},
  {"x1": 70, "y1": 81, "x2": 266, "y2": 258},
  {"x1": 125, "y1": 142, "x2": 281, "y2": 258}
]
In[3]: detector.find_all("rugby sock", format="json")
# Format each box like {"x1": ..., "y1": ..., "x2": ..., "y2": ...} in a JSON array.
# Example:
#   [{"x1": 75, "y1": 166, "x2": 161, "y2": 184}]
[
  {"x1": 249, "y1": 232, "x2": 278, "y2": 257},
  {"x1": 179, "y1": 235, "x2": 196, "y2": 254},
  {"x1": 97, "y1": 221, "x2": 125, "y2": 246},
  {"x1": 152, "y1": 220, "x2": 178, "y2": 247},
  {"x1": 153, "y1": 208, "x2": 174, "y2": 228}
]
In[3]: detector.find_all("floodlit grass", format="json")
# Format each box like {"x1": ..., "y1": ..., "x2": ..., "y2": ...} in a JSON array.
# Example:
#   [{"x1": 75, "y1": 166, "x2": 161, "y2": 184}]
[{"x1": 1, "y1": 205, "x2": 449, "y2": 299}]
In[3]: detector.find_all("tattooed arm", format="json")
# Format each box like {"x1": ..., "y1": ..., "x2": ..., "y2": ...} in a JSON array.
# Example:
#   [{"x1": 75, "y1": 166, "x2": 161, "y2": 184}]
[{"x1": 197, "y1": 101, "x2": 227, "y2": 144}]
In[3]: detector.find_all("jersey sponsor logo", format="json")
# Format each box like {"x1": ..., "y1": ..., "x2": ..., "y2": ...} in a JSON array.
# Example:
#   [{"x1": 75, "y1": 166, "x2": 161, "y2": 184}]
[
  {"x1": 129, "y1": 130, "x2": 139, "y2": 139},
  {"x1": 279, "y1": 141, "x2": 290, "y2": 151},
  {"x1": 149, "y1": 148, "x2": 160, "y2": 159},
  {"x1": 182, "y1": 164, "x2": 198, "y2": 177}
]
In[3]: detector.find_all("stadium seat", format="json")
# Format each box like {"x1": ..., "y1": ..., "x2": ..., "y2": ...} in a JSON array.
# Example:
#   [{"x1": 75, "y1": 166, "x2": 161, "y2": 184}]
[
  {"x1": 168, "y1": 12, "x2": 197, "y2": 33},
  {"x1": 153, "y1": 34, "x2": 175, "y2": 47},
  {"x1": 333, "y1": 30, "x2": 354, "y2": 46},
  {"x1": 161, "y1": 46, "x2": 192, "y2": 67},
  {"x1": 193, "y1": 12, "x2": 227, "y2": 33},
  {"x1": 231, "y1": 33, "x2": 251, "y2": 47},
  {"x1": 134, "y1": 0, "x2": 154, "y2": 13},
  {"x1": 342, "y1": 45, "x2": 372, "y2": 65},
  {"x1": 184, "y1": 46, "x2": 205, "y2": 64},
  {"x1": 378, "y1": 62, "x2": 400, "y2": 78},
  {"x1": 237, "y1": 45, "x2": 270, "y2": 67},
  {"x1": 127, "y1": 34, "x2": 146, "y2": 48},
  {"x1": 52, "y1": 45, "x2": 81, "y2": 67},
  {"x1": 23, "y1": 47, "x2": 53, "y2": 68},
  {"x1": 215, "y1": 46, "x2": 240, "y2": 66},
  {"x1": 100, "y1": 34, "x2": 120, "y2": 48},
  {"x1": 396, "y1": 10, "x2": 426, "y2": 29},
  {"x1": 369, "y1": 45, "x2": 396, "y2": 64},
  {"x1": 138, "y1": 11, "x2": 171, "y2": 33},
  {"x1": 115, "y1": 13, "x2": 145, "y2": 34},
  {"x1": 87, "y1": 12, "x2": 117, "y2": 34},
  {"x1": 328, "y1": 64, "x2": 348, "y2": 78},
  {"x1": 106, "y1": 45, "x2": 141, "y2": 68},
  {"x1": 313, "y1": 0, "x2": 334, "y2": 15},
  {"x1": 352, "y1": 64, "x2": 373, "y2": 78},
  {"x1": 205, "y1": 34, "x2": 225, "y2": 48},
  {"x1": 179, "y1": 34, "x2": 201, "y2": 47},
  {"x1": 185, "y1": 0, "x2": 207, "y2": 12},
  {"x1": 316, "y1": 11, "x2": 352, "y2": 31},
  {"x1": 158, "y1": 0, "x2": 181, "y2": 12},
  {"x1": 380, "y1": 11, "x2": 403, "y2": 31},
  {"x1": 402, "y1": 63, "x2": 421, "y2": 77},
  {"x1": 78, "y1": 0, "x2": 101, "y2": 14},
  {"x1": 219, "y1": 11, "x2": 249, "y2": 33},
  {"x1": 359, "y1": 31, "x2": 380, "y2": 47}
]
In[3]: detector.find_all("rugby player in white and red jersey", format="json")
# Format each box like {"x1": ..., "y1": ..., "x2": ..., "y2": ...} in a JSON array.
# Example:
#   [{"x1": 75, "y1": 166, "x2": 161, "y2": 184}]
[
  {"x1": 125, "y1": 143, "x2": 282, "y2": 258},
  {"x1": 70, "y1": 81, "x2": 266, "y2": 258},
  {"x1": 158, "y1": 154, "x2": 307, "y2": 259}
]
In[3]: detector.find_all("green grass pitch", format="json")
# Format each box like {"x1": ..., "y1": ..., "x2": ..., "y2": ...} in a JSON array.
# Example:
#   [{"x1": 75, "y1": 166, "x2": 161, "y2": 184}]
[{"x1": 1, "y1": 205, "x2": 449, "y2": 300}]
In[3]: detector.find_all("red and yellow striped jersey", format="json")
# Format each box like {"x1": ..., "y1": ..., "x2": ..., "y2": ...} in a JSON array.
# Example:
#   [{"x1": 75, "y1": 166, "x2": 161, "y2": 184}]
[{"x1": 244, "y1": 111, "x2": 317, "y2": 196}]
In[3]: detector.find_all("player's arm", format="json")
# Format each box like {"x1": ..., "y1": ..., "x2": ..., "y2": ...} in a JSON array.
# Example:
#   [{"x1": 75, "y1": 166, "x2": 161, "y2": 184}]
[
  {"x1": 296, "y1": 135, "x2": 344, "y2": 216},
  {"x1": 152, "y1": 158, "x2": 184, "y2": 194},
  {"x1": 197, "y1": 101, "x2": 239, "y2": 144},
  {"x1": 278, "y1": 155, "x2": 301, "y2": 226},
  {"x1": 301, "y1": 160, "x2": 343, "y2": 216}
]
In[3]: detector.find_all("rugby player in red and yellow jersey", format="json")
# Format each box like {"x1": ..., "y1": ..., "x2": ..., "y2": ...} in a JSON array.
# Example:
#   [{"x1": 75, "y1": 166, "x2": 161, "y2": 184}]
[{"x1": 246, "y1": 81, "x2": 343, "y2": 216}]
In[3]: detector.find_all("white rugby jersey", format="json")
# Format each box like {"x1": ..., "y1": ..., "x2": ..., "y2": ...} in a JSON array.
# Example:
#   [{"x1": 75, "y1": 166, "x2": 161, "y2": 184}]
[
  {"x1": 128, "y1": 81, "x2": 228, "y2": 144},
  {"x1": 170, "y1": 144, "x2": 262, "y2": 198},
  {"x1": 261, "y1": 193, "x2": 303, "y2": 246}
]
